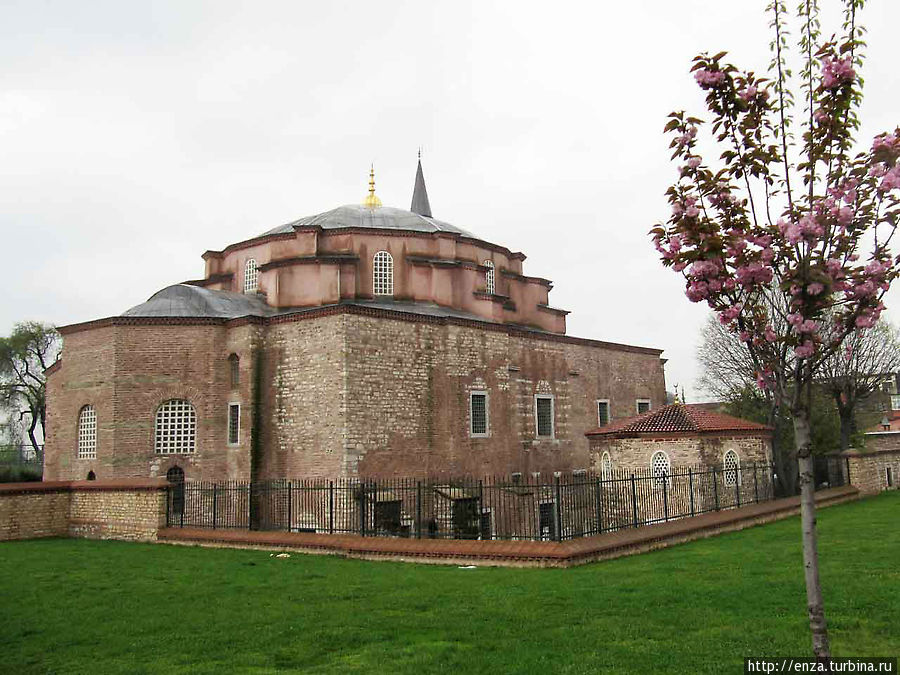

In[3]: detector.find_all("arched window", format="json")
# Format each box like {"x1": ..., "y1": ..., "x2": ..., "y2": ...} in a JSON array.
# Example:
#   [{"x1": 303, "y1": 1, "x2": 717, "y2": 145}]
[
  {"x1": 166, "y1": 466, "x2": 185, "y2": 517},
  {"x1": 154, "y1": 399, "x2": 197, "y2": 455},
  {"x1": 228, "y1": 353, "x2": 240, "y2": 388},
  {"x1": 77, "y1": 405, "x2": 97, "y2": 459},
  {"x1": 483, "y1": 260, "x2": 495, "y2": 294},
  {"x1": 723, "y1": 449, "x2": 741, "y2": 487},
  {"x1": 601, "y1": 451, "x2": 613, "y2": 480},
  {"x1": 651, "y1": 450, "x2": 670, "y2": 486},
  {"x1": 86, "y1": 470, "x2": 96, "y2": 481},
  {"x1": 244, "y1": 258, "x2": 259, "y2": 293},
  {"x1": 373, "y1": 251, "x2": 393, "y2": 296}
]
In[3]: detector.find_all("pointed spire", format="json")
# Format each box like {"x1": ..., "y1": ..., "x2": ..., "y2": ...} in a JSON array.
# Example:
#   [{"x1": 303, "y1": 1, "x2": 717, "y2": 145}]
[
  {"x1": 410, "y1": 151, "x2": 432, "y2": 217},
  {"x1": 362, "y1": 164, "x2": 382, "y2": 208}
]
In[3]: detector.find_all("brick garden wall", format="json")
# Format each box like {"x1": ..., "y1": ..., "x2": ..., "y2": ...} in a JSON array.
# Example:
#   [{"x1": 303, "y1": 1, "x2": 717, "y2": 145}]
[{"x1": 0, "y1": 480, "x2": 168, "y2": 542}]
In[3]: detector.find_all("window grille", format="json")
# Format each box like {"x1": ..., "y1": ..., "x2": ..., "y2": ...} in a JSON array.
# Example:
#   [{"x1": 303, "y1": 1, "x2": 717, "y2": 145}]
[
  {"x1": 723, "y1": 449, "x2": 741, "y2": 487},
  {"x1": 535, "y1": 395, "x2": 554, "y2": 438},
  {"x1": 244, "y1": 259, "x2": 259, "y2": 293},
  {"x1": 154, "y1": 399, "x2": 196, "y2": 455},
  {"x1": 229, "y1": 354, "x2": 239, "y2": 388},
  {"x1": 601, "y1": 451, "x2": 613, "y2": 480},
  {"x1": 483, "y1": 260, "x2": 495, "y2": 294},
  {"x1": 597, "y1": 400, "x2": 610, "y2": 426},
  {"x1": 77, "y1": 405, "x2": 97, "y2": 459},
  {"x1": 651, "y1": 450, "x2": 670, "y2": 486},
  {"x1": 637, "y1": 399, "x2": 651, "y2": 414},
  {"x1": 470, "y1": 392, "x2": 488, "y2": 436},
  {"x1": 373, "y1": 251, "x2": 394, "y2": 296},
  {"x1": 228, "y1": 403, "x2": 240, "y2": 445}
]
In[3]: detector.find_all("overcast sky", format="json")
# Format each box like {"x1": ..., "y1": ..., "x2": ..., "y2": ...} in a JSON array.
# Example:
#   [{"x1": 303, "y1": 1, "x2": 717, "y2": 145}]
[{"x1": 2, "y1": 0, "x2": 898, "y2": 401}]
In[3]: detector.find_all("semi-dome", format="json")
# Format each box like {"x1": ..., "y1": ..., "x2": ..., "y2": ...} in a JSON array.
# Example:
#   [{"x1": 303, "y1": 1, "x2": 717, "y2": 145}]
[
  {"x1": 260, "y1": 204, "x2": 474, "y2": 238},
  {"x1": 123, "y1": 284, "x2": 274, "y2": 318}
]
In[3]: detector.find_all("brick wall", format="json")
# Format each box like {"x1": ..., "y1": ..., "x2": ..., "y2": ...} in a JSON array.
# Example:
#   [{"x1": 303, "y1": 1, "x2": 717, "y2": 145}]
[
  {"x1": 844, "y1": 432, "x2": 900, "y2": 494},
  {"x1": 0, "y1": 480, "x2": 168, "y2": 542}
]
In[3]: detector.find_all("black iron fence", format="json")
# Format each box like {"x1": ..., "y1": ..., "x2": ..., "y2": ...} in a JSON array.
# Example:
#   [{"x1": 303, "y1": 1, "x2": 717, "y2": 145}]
[{"x1": 165, "y1": 457, "x2": 849, "y2": 541}]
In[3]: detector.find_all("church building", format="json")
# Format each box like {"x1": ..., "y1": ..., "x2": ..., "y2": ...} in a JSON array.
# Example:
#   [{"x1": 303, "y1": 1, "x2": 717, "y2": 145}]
[{"x1": 44, "y1": 160, "x2": 668, "y2": 483}]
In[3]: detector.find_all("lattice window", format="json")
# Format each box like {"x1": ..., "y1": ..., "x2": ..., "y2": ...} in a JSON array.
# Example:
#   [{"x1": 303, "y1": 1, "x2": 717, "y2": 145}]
[
  {"x1": 470, "y1": 392, "x2": 488, "y2": 436},
  {"x1": 77, "y1": 405, "x2": 97, "y2": 459},
  {"x1": 373, "y1": 251, "x2": 393, "y2": 296},
  {"x1": 723, "y1": 449, "x2": 741, "y2": 487},
  {"x1": 651, "y1": 450, "x2": 670, "y2": 486},
  {"x1": 601, "y1": 451, "x2": 613, "y2": 480},
  {"x1": 154, "y1": 399, "x2": 196, "y2": 455},
  {"x1": 535, "y1": 395, "x2": 554, "y2": 438},
  {"x1": 229, "y1": 354, "x2": 240, "y2": 388},
  {"x1": 244, "y1": 258, "x2": 259, "y2": 293},
  {"x1": 483, "y1": 260, "x2": 495, "y2": 294},
  {"x1": 228, "y1": 403, "x2": 240, "y2": 445},
  {"x1": 597, "y1": 400, "x2": 610, "y2": 426}
]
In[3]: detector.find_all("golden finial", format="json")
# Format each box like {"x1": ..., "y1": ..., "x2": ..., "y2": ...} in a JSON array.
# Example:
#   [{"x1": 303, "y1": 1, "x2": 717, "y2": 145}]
[{"x1": 363, "y1": 163, "x2": 382, "y2": 208}]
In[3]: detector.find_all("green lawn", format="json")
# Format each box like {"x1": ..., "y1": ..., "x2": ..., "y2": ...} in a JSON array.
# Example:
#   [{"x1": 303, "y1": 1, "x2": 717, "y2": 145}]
[{"x1": 1, "y1": 493, "x2": 898, "y2": 674}]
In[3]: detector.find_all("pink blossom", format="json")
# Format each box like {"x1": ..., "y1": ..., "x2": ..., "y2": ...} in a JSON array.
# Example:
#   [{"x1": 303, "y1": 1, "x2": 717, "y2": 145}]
[
  {"x1": 794, "y1": 340, "x2": 816, "y2": 359},
  {"x1": 686, "y1": 281, "x2": 709, "y2": 302},
  {"x1": 807, "y1": 282, "x2": 825, "y2": 296},
  {"x1": 787, "y1": 313, "x2": 803, "y2": 327},
  {"x1": 785, "y1": 223, "x2": 802, "y2": 244},
  {"x1": 685, "y1": 205, "x2": 700, "y2": 218},
  {"x1": 835, "y1": 206, "x2": 854, "y2": 226},
  {"x1": 739, "y1": 331, "x2": 751, "y2": 342},
  {"x1": 825, "y1": 259, "x2": 843, "y2": 277},
  {"x1": 761, "y1": 248, "x2": 775, "y2": 264},
  {"x1": 799, "y1": 320, "x2": 817, "y2": 334},
  {"x1": 855, "y1": 314, "x2": 876, "y2": 328},
  {"x1": 821, "y1": 56, "x2": 855, "y2": 89},
  {"x1": 739, "y1": 85, "x2": 757, "y2": 101},
  {"x1": 872, "y1": 133, "x2": 897, "y2": 152},
  {"x1": 764, "y1": 325, "x2": 777, "y2": 342},
  {"x1": 695, "y1": 68, "x2": 726, "y2": 89},
  {"x1": 687, "y1": 157, "x2": 701, "y2": 169},
  {"x1": 669, "y1": 235, "x2": 682, "y2": 252}
]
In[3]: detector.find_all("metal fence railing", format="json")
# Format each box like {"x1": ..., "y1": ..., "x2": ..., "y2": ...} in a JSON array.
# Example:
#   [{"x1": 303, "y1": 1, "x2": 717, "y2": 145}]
[{"x1": 164, "y1": 457, "x2": 849, "y2": 541}]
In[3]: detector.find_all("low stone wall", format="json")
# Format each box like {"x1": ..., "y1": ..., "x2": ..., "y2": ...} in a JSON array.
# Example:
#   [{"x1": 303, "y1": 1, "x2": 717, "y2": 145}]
[
  {"x1": 845, "y1": 433, "x2": 900, "y2": 495},
  {"x1": 0, "y1": 479, "x2": 168, "y2": 542}
]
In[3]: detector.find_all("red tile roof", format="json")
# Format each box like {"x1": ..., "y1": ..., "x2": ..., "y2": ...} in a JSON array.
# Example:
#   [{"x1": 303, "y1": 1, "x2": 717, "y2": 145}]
[{"x1": 585, "y1": 403, "x2": 771, "y2": 437}]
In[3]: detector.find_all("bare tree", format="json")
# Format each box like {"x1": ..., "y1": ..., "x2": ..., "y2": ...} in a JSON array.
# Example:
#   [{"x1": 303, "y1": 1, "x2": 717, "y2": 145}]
[
  {"x1": 0, "y1": 322, "x2": 61, "y2": 455},
  {"x1": 818, "y1": 321, "x2": 900, "y2": 450}
]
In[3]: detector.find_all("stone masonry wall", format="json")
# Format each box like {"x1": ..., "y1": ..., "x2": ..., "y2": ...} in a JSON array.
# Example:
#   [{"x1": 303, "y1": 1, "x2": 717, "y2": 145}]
[
  {"x1": 260, "y1": 314, "x2": 347, "y2": 479},
  {"x1": 342, "y1": 314, "x2": 667, "y2": 479},
  {"x1": 0, "y1": 480, "x2": 168, "y2": 542},
  {"x1": 844, "y1": 432, "x2": 900, "y2": 494},
  {"x1": 589, "y1": 434, "x2": 772, "y2": 474},
  {"x1": 0, "y1": 485, "x2": 69, "y2": 540}
]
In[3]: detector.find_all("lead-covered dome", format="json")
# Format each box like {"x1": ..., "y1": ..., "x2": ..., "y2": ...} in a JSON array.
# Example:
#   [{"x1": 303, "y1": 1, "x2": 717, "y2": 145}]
[{"x1": 260, "y1": 204, "x2": 475, "y2": 238}]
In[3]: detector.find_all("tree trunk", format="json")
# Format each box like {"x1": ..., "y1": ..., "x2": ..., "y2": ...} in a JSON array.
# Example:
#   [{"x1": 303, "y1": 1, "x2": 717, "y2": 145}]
[
  {"x1": 837, "y1": 403, "x2": 854, "y2": 453},
  {"x1": 792, "y1": 406, "x2": 831, "y2": 658}
]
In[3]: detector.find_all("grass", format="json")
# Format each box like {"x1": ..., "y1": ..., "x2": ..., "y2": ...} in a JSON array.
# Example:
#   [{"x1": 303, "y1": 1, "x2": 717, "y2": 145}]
[{"x1": 1, "y1": 492, "x2": 898, "y2": 674}]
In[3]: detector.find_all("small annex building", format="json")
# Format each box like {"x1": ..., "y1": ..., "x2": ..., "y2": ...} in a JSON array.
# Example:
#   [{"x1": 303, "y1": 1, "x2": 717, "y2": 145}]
[
  {"x1": 586, "y1": 403, "x2": 773, "y2": 478},
  {"x1": 45, "y1": 160, "x2": 673, "y2": 484}
]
